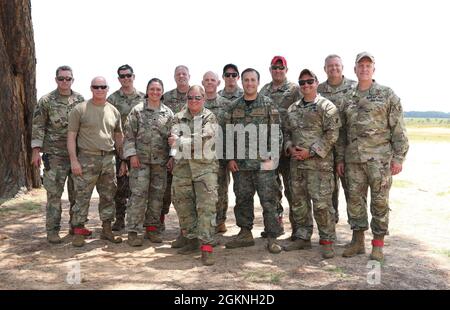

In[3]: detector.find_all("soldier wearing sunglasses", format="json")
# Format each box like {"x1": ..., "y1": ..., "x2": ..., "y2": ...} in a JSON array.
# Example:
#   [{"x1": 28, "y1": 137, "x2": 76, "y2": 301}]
[
  {"x1": 337, "y1": 52, "x2": 409, "y2": 262},
  {"x1": 218, "y1": 63, "x2": 243, "y2": 100},
  {"x1": 68, "y1": 77, "x2": 123, "y2": 247},
  {"x1": 317, "y1": 55, "x2": 357, "y2": 225},
  {"x1": 168, "y1": 85, "x2": 219, "y2": 266},
  {"x1": 32, "y1": 65, "x2": 85, "y2": 244},
  {"x1": 283, "y1": 69, "x2": 341, "y2": 259},
  {"x1": 107, "y1": 64, "x2": 145, "y2": 232},
  {"x1": 260, "y1": 56, "x2": 301, "y2": 241}
]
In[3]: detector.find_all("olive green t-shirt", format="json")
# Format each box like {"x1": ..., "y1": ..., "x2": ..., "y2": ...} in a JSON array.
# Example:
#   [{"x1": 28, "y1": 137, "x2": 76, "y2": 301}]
[{"x1": 68, "y1": 100, "x2": 122, "y2": 152}]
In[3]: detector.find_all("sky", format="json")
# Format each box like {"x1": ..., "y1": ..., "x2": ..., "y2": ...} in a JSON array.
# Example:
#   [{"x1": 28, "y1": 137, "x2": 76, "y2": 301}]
[{"x1": 31, "y1": 0, "x2": 450, "y2": 112}]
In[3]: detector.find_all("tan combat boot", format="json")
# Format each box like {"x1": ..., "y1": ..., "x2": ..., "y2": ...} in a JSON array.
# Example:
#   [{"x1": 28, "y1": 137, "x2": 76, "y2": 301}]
[
  {"x1": 370, "y1": 235, "x2": 385, "y2": 262},
  {"x1": 320, "y1": 240, "x2": 335, "y2": 259},
  {"x1": 342, "y1": 230, "x2": 366, "y2": 257},
  {"x1": 177, "y1": 238, "x2": 200, "y2": 255},
  {"x1": 201, "y1": 245, "x2": 215, "y2": 266},
  {"x1": 225, "y1": 228, "x2": 255, "y2": 249},
  {"x1": 216, "y1": 223, "x2": 227, "y2": 233},
  {"x1": 47, "y1": 231, "x2": 62, "y2": 244},
  {"x1": 344, "y1": 230, "x2": 356, "y2": 248},
  {"x1": 144, "y1": 226, "x2": 162, "y2": 243},
  {"x1": 284, "y1": 239, "x2": 312, "y2": 251},
  {"x1": 267, "y1": 238, "x2": 282, "y2": 254},
  {"x1": 72, "y1": 228, "x2": 86, "y2": 247},
  {"x1": 127, "y1": 232, "x2": 143, "y2": 247},
  {"x1": 171, "y1": 232, "x2": 187, "y2": 248},
  {"x1": 100, "y1": 221, "x2": 122, "y2": 243},
  {"x1": 112, "y1": 217, "x2": 125, "y2": 231}
]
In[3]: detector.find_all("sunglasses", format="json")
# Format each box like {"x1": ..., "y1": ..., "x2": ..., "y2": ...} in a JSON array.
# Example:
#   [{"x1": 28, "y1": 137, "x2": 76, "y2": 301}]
[
  {"x1": 271, "y1": 65, "x2": 286, "y2": 71},
  {"x1": 119, "y1": 73, "x2": 133, "y2": 79},
  {"x1": 187, "y1": 95, "x2": 203, "y2": 101},
  {"x1": 91, "y1": 85, "x2": 108, "y2": 90},
  {"x1": 56, "y1": 76, "x2": 73, "y2": 81},
  {"x1": 298, "y1": 79, "x2": 315, "y2": 86},
  {"x1": 224, "y1": 72, "x2": 238, "y2": 78}
]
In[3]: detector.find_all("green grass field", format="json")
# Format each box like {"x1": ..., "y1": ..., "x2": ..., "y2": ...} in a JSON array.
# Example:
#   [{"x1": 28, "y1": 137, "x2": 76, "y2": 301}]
[
  {"x1": 0, "y1": 188, "x2": 45, "y2": 214},
  {"x1": 405, "y1": 118, "x2": 450, "y2": 142},
  {"x1": 405, "y1": 118, "x2": 450, "y2": 128}
]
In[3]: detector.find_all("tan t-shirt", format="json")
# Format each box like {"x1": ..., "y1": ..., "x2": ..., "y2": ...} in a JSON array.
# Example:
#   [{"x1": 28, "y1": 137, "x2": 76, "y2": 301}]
[{"x1": 68, "y1": 100, "x2": 122, "y2": 152}]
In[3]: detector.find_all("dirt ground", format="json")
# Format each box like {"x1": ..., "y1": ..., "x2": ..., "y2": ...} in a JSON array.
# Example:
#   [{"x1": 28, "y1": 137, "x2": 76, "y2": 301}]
[{"x1": 1, "y1": 133, "x2": 449, "y2": 290}]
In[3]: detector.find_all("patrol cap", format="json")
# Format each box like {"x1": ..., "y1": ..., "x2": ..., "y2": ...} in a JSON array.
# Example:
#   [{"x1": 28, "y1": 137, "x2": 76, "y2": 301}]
[
  {"x1": 271, "y1": 56, "x2": 287, "y2": 66},
  {"x1": 355, "y1": 52, "x2": 375, "y2": 64},
  {"x1": 299, "y1": 68, "x2": 318, "y2": 81},
  {"x1": 223, "y1": 63, "x2": 239, "y2": 75}
]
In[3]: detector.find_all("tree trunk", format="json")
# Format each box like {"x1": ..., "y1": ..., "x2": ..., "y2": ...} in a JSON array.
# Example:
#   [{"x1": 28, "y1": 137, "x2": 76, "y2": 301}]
[{"x1": 0, "y1": 0, "x2": 39, "y2": 199}]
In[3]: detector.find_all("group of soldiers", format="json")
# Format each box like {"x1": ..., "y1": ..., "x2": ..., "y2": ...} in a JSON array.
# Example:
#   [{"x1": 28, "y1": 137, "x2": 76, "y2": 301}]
[{"x1": 31, "y1": 52, "x2": 409, "y2": 266}]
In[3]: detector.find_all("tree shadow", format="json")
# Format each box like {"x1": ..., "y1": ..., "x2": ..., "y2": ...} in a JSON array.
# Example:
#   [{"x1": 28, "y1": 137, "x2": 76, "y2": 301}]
[{"x1": 0, "y1": 194, "x2": 449, "y2": 290}]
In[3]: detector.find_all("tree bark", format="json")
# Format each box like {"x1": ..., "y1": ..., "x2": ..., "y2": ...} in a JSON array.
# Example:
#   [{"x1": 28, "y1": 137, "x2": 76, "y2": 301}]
[{"x1": 0, "y1": 0, "x2": 38, "y2": 198}]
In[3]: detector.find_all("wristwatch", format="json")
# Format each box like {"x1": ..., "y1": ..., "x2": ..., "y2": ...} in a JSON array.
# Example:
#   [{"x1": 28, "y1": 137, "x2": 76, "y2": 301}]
[{"x1": 309, "y1": 148, "x2": 316, "y2": 158}]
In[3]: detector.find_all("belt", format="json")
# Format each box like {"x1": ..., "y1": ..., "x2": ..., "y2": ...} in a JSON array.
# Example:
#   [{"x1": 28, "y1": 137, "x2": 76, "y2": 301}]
[{"x1": 78, "y1": 149, "x2": 115, "y2": 156}]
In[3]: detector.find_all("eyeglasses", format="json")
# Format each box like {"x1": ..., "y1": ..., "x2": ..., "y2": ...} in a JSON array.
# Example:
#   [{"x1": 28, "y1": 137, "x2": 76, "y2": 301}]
[
  {"x1": 271, "y1": 66, "x2": 286, "y2": 71},
  {"x1": 118, "y1": 73, "x2": 133, "y2": 79},
  {"x1": 187, "y1": 95, "x2": 203, "y2": 101},
  {"x1": 56, "y1": 76, "x2": 73, "y2": 81},
  {"x1": 91, "y1": 85, "x2": 108, "y2": 89},
  {"x1": 224, "y1": 72, "x2": 238, "y2": 78},
  {"x1": 298, "y1": 79, "x2": 315, "y2": 86}
]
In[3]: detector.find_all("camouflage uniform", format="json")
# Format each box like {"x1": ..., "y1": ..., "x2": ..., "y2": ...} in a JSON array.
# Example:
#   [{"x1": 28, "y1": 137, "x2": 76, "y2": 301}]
[
  {"x1": 336, "y1": 81, "x2": 409, "y2": 235},
  {"x1": 123, "y1": 102, "x2": 174, "y2": 232},
  {"x1": 68, "y1": 100, "x2": 122, "y2": 227},
  {"x1": 171, "y1": 107, "x2": 218, "y2": 245},
  {"x1": 163, "y1": 88, "x2": 188, "y2": 116},
  {"x1": 318, "y1": 77, "x2": 357, "y2": 221},
  {"x1": 31, "y1": 89, "x2": 84, "y2": 233},
  {"x1": 107, "y1": 89, "x2": 145, "y2": 223},
  {"x1": 218, "y1": 87, "x2": 244, "y2": 100},
  {"x1": 284, "y1": 95, "x2": 341, "y2": 242},
  {"x1": 204, "y1": 95, "x2": 232, "y2": 227},
  {"x1": 260, "y1": 80, "x2": 301, "y2": 233},
  {"x1": 71, "y1": 151, "x2": 117, "y2": 225},
  {"x1": 225, "y1": 94, "x2": 283, "y2": 237},
  {"x1": 161, "y1": 88, "x2": 188, "y2": 216}
]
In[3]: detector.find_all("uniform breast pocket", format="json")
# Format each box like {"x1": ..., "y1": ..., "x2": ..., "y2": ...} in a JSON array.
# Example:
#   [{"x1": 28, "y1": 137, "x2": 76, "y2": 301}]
[
  {"x1": 157, "y1": 114, "x2": 170, "y2": 127},
  {"x1": 49, "y1": 111, "x2": 67, "y2": 128},
  {"x1": 293, "y1": 118, "x2": 305, "y2": 129},
  {"x1": 368, "y1": 102, "x2": 387, "y2": 118},
  {"x1": 232, "y1": 109, "x2": 245, "y2": 118},
  {"x1": 302, "y1": 111, "x2": 321, "y2": 128},
  {"x1": 139, "y1": 127, "x2": 153, "y2": 144},
  {"x1": 139, "y1": 117, "x2": 154, "y2": 131},
  {"x1": 250, "y1": 108, "x2": 266, "y2": 118}
]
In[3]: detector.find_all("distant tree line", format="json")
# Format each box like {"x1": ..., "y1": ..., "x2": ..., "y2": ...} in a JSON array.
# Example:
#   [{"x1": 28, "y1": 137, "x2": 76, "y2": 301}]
[{"x1": 404, "y1": 111, "x2": 450, "y2": 118}]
